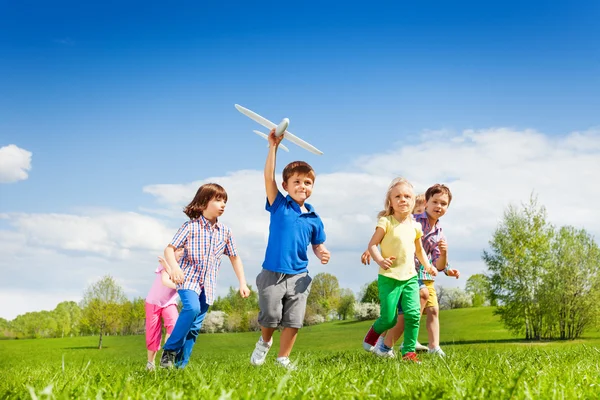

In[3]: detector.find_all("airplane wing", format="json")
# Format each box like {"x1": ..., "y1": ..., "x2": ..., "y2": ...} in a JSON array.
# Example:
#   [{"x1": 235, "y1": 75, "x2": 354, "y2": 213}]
[
  {"x1": 235, "y1": 104, "x2": 277, "y2": 130},
  {"x1": 253, "y1": 130, "x2": 290, "y2": 152},
  {"x1": 283, "y1": 131, "x2": 324, "y2": 155}
]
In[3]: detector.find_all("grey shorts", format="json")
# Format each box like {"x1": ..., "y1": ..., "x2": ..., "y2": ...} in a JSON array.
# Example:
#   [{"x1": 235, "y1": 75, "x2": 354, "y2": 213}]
[{"x1": 256, "y1": 269, "x2": 312, "y2": 329}]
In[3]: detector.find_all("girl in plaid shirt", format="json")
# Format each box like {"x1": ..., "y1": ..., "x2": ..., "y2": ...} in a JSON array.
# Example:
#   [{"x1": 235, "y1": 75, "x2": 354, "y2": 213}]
[{"x1": 159, "y1": 183, "x2": 250, "y2": 369}]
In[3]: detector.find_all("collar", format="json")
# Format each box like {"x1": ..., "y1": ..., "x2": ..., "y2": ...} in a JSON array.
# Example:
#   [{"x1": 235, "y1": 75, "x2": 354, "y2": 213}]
[
  {"x1": 415, "y1": 211, "x2": 441, "y2": 233},
  {"x1": 285, "y1": 194, "x2": 315, "y2": 214},
  {"x1": 198, "y1": 214, "x2": 221, "y2": 230}
]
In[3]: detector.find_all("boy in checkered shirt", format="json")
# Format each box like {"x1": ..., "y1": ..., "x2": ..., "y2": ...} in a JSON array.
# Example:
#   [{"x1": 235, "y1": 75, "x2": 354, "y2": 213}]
[{"x1": 159, "y1": 183, "x2": 250, "y2": 369}]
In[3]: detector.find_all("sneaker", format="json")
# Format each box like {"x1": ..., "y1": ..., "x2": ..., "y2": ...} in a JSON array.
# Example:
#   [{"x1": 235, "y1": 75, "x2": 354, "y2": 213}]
[
  {"x1": 373, "y1": 342, "x2": 396, "y2": 358},
  {"x1": 250, "y1": 337, "x2": 272, "y2": 366},
  {"x1": 276, "y1": 356, "x2": 297, "y2": 370},
  {"x1": 146, "y1": 361, "x2": 155, "y2": 371},
  {"x1": 400, "y1": 341, "x2": 427, "y2": 352},
  {"x1": 362, "y1": 327, "x2": 381, "y2": 352},
  {"x1": 402, "y1": 352, "x2": 421, "y2": 364},
  {"x1": 428, "y1": 346, "x2": 446, "y2": 357},
  {"x1": 415, "y1": 341, "x2": 428, "y2": 351},
  {"x1": 372, "y1": 336, "x2": 384, "y2": 353},
  {"x1": 159, "y1": 350, "x2": 176, "y2": 369}
]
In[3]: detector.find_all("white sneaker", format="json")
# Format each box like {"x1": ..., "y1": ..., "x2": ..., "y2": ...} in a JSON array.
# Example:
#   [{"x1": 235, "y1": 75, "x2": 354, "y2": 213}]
[
  {"x1": 372, "y1": 336, "x2": 384, "y2": 353},
  {"x1": 428, "y1": 346, "x2": 446, "y2": 357},
  {"x1": 276, "y1": 356, "x2": 297, "y2": 370},
  {"x1": 415, "y1": 341, "x2": 428, "y2": 351},
  {"x1": 373, "y1": 343, "x2": 396, "y2": 358},
  {"x1": 146, "y1": 361, "x2": 155, "y2": 371},
  {"x1": 400, "y1": 341, "x2": 428, "y2": 352},
  {"x1": 250, "y1": 337, "x2": 272, "y2": 366}
]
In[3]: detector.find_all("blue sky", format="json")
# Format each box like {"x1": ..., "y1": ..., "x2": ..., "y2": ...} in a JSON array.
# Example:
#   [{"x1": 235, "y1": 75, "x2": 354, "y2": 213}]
[{"x1": 1, "y1": 1, "x2": 599, "y2": 319}]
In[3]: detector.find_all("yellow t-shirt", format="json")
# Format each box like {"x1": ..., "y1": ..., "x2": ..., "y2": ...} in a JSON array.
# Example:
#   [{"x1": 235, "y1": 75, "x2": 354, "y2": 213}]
[{"x1": 376, "y1": 215, "x2": 423, "y2": 281}]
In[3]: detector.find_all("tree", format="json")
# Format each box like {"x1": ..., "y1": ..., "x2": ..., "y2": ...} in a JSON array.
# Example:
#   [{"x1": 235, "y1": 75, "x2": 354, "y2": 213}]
[
  {"x1": 483, "y1": 196, "x2": 554, "y2": 340},
  {"x1": 80, "y1": 275, "x2": 127, "y2": 349},
  {"x1": 307, "y1": 273, "x2": 340, "y2": 318},
  {"x1": 211, "y1": 286, "x2": 259, "y2": 332},
  {"x1": 53, "y1": 301, "x2": 82, "y2": 337},
  {"x1": 360, "y1": 280, "x2": 379, "y2": 304},
  {"x1": 120, "y1": 297, "x2": 146, "y2": 335},
  {"x1": 465, "y1": 274, "x2": 491, "y2": 307},
  {"x1": 337, "y1": 288, "x2": 356, "y2": 320},
  {"x1": 539, "y1": 226, "x2": 600, "y2": 339},
  {"x1": 440, "y1": 288, "x2": 472, "y2": 310}
]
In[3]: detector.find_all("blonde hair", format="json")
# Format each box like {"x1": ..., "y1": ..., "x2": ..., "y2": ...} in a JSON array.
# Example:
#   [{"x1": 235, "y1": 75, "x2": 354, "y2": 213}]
[
  {"x1": 413, "y1": 193, "x2": 426, "y2": 213},
  {"x1": 377, "y1": 177, "x2": 415, "y2": 218}
]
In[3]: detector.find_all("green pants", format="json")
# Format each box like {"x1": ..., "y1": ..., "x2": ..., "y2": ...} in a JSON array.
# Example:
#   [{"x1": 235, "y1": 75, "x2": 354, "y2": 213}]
[{"x1": 373, "y1": 274, "x2": 420, "y2": 354}]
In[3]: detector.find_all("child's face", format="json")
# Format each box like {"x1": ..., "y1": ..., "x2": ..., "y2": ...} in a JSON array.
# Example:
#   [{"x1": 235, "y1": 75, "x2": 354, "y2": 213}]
[
  {"x1": 282, "y1": 173, "x2": 314, "y2": 204},
  {"x1": 390, "y1": 183, "x2": 414, "y2": 215},
  {"x1": 425, "y1": 192, "x2": 450, "y2": 219},
  {"x1": 203, "y1": 196, "x2": 227, "y2": 220},
  {"x1": 413, "y1": 203, "x2": 426, "y2": 214}
]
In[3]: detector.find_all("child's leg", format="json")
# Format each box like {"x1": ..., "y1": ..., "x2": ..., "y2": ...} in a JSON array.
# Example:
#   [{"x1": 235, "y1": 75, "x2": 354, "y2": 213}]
[
  {"x1": 398, "y1": 277, "x2": 420, "y2": 355},
  {"x1": 163, "y1": 290, "x2": 201, "y2": 353},
  {"x1": 256, "y1": 269, "x2": 286, "y2": 343},
  {"x1": 372, "y1": 275, "x2": 403, "y2": 334},
  {"x1": 423, "y1": 281, "x2": 440, "y2": 349},
  {"x1": 278, "y1": 328, "x2": 299, "y2": 357},
  {"x1": 145, "y1": 302, "x2": 162, "y2": 363},
  {"x1": 161, "y1": 304, "x2": 179, "y2": 347},
  {"x1": 383, "y1": 315, "x2": 404, "y2": 348},
  {"x1": 176, "y1": 290, "x2": 209, "y2": 368},
  {"x1": 278, "y1": 272, "x2": 312, "y2": 358},
  {"x1": 384, "y1": 283, "x2": 428, "y2": 348}
]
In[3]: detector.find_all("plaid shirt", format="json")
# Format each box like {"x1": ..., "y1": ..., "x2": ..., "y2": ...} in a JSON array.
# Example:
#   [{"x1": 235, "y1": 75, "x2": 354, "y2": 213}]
[
  {"x1": 170, "y1": 215, "x2": 237, "y2": 305},
  {"x1": 414, "y1": 212, "x2": 447, "y2": 281}
]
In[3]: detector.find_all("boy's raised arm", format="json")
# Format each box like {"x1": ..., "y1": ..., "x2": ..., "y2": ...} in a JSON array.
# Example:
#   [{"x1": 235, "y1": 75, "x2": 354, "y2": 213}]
[{"x1": 265, "y1": 128, "x2": 284, "y2": 206}]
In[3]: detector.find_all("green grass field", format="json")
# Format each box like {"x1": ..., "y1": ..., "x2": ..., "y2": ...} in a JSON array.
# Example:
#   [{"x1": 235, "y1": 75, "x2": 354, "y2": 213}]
[{"x1": 1, "y1": 308, "x2": 599, "y2": 399}]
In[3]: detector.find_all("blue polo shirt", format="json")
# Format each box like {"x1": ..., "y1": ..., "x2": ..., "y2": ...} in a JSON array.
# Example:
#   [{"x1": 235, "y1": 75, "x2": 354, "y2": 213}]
[{"x1": 262, "y1": 191, "x2": 326, "y2": 274}]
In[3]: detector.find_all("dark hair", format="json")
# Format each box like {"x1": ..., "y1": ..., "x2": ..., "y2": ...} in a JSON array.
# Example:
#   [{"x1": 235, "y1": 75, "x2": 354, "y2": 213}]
[
  {"x1": 282, "y1": 161, "x2": 316, "y2": 183},
  {"x1": 425, "y1": 184, "x2": 452, "y2": 205},
  {"x1": 183, "y1": 183, "x2": 228, "y2": 219}
]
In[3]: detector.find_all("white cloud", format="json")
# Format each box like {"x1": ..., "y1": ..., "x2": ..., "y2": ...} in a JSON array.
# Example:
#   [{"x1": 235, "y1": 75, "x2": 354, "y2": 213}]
[
  {"x1": 0, "y1": 144, "x2": 32, "y2": 183},
  {"x1": 1, "y1": 127, "x2": 599, "y2": 319}
]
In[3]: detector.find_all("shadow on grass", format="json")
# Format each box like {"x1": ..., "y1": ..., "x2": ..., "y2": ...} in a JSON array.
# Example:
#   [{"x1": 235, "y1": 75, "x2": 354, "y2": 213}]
[{"x1": 62, "y1": 346, "x2": 105, "y2": 350}]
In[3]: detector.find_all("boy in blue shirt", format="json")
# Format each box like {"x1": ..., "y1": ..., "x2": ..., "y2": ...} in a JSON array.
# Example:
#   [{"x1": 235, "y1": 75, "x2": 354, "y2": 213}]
[{"x1": 250, "y1": 128, "x2": 331, "y2": 369}]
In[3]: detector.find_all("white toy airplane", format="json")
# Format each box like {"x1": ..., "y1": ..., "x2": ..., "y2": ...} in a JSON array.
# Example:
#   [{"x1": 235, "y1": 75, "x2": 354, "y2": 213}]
[{"x1": 235, "y1": 104, "x2": 323, "y2": 155}]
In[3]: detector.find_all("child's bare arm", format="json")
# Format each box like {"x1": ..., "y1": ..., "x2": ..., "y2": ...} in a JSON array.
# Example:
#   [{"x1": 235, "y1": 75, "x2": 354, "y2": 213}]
[
  {"x1": 312, "y1": 243, "x2": 331, "y2": 265},
  {"x1": 368, "y1": 228, "x2": 395, "y2": 269},
  {"x1": 265, "y1": 128, "x2": 284, "y2": 206},
  {"x1": 415, "y1": 239, "x2": 437, "y2": 276},
  {"x1": 229, "y1": 255, "x2": 250, "y2": 298},
  {"x1": 434, "y1": 239, "x2": 448, "y2": 271},
  {"x1": 361, "y1": 249, "x2": 371, "y2": 265},
  {"x1": 160, "y1": 270, "x2": 177, "y2": 290},
  {"x1": 164, "y1": 245, "x2": 184, "y2": 284}
]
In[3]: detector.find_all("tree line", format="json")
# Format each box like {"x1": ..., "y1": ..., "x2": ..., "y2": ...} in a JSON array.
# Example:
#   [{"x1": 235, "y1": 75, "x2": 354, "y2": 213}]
[{"x1": 2, "y1": 196, "x2": 597, "y2": 343}]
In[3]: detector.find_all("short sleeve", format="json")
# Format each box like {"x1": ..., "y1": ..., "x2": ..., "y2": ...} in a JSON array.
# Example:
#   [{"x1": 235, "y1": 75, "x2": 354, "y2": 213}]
[
  {"x1": 265, "y1": 191, "x2": 286, "y2": 213},
  {"x1": 223, "y1": 229, "x2": 238, "y2": 257},
  {"x1": 170, "y1": 221, "x2": 189, "y2": 248},
  {"x1": 414, "y1": 221, "x2": 423, "y2": 240},
  {"x1": 311, "y1": 218, "x2": 326, "y2": 245},
  {"x1": 155, "y1": 263, "x2": 165, "y2": 274},
  {"x1": 376, "y1": 216, "x2": 389, "y2": 233}
]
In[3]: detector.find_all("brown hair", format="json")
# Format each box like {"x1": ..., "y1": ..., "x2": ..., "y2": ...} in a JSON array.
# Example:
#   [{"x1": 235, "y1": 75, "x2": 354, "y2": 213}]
[
  {"x1": 282, "y1": 161, "x2": 316, "y2": 183},
  {"x1": 425, "y1": 184, "x2": 452, "y2": 205},
  {"x1": 183, "y1": 183, "x2": 228, "y2": 220},
  {"x1": 377, "y1": 177, "x2": 414, "y2": 218}
]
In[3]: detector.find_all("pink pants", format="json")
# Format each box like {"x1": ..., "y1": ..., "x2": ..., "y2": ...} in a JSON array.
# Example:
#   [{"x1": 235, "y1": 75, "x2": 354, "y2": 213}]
[{"x1": 145, "y1": 302, "x2": 179, "y2": 351}]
